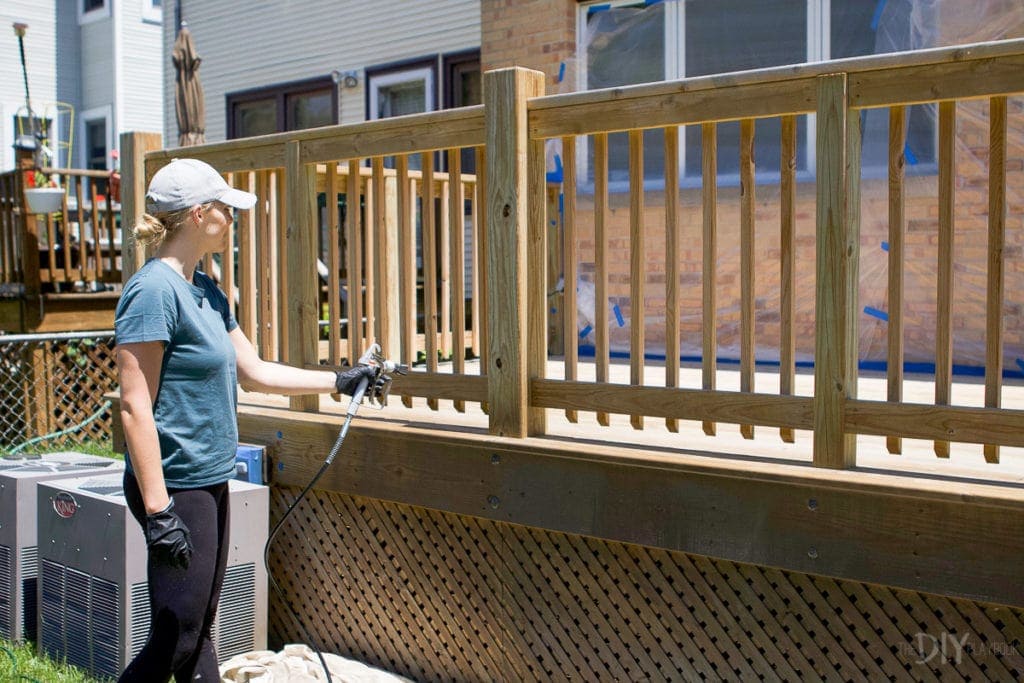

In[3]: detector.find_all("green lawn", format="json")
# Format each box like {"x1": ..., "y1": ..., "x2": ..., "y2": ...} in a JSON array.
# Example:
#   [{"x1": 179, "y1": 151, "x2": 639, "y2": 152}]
[{"x1": 0, "y1": 639, "x2": 111, "y2": 682}]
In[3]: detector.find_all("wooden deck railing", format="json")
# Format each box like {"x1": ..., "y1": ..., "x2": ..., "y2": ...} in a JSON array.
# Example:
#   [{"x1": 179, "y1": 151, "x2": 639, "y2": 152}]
[
  {"x1": 0, "y1": 167, "x2": 121, "y2": 294},
  {"x1": 123, "y1": 37, "x2": 1024, "y2": 469}
]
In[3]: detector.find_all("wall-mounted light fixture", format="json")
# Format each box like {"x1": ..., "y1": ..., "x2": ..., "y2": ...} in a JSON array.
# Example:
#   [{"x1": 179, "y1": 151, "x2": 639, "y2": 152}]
[{"x1": 336, "y1": 70, "x2": 359, "y2": 88}]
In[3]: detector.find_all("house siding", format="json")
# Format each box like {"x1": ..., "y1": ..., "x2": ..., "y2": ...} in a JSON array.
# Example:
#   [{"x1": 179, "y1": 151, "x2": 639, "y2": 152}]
[
  {"x1": 1, "y1": 1, "x2": 60, "y2": 169},
  {"x1": 79, "y1": 19, "x2": 114, "y2": 115},
  {"x1": 118, "y1": 0, "x2": 164, "y2": 136},
  {"x1": 167, "y1": 0, "x2": 480, "y2": 143}
]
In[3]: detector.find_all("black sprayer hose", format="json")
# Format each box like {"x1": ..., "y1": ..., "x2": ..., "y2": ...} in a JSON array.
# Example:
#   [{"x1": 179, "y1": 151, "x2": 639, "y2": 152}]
[{"x1": 262, "y1": 377, "x2": 368, "y2": 683}]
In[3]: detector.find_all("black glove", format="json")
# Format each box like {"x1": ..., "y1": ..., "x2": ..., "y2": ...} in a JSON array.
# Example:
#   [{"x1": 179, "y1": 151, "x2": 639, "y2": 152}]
[
  {"x1": 334, "y1": 365, "x2": 378, "y2": 396},
  {"x1": 144, "y1": 498, "x2": 193, "y2": 570}
]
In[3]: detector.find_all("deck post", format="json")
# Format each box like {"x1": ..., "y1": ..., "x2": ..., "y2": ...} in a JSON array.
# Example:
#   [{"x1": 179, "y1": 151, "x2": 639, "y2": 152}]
[
  {"x1": 120, "y1": 131, "x2": 163, "y2": 282},
  {"x1": 285, "y1": 140, "x2": 320, "y2": 412},
  {"x1": 813, "y1": 74, "x2": 859, "y2": 468},
  {"x1": 484, "y1": 67, "x2": 545, "y2": 437},
  {"x1": 15, "y1": 167, "x2": 42, "y2": 329}
]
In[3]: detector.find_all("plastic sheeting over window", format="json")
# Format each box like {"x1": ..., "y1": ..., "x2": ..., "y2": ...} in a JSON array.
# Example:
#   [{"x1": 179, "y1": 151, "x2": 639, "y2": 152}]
[{"x1": 558, "y1": 0, "x2": 1024, "y2": 372}]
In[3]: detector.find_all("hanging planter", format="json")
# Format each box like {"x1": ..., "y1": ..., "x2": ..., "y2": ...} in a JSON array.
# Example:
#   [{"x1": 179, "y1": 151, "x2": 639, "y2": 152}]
[{"x1": 23, "y1": 187, "x2": 65, "y2": 214}]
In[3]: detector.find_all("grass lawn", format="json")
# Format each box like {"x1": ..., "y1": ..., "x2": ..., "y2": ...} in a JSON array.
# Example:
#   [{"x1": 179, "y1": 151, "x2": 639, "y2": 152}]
[{"x1": 0, "y1": 639, "x2": 111, "y2": 682}]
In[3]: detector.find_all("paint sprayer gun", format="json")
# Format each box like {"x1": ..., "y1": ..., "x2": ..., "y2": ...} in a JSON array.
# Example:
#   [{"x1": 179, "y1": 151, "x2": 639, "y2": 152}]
[{"x1": 345, "y1": 343, "x2": 407, "y2": 413}]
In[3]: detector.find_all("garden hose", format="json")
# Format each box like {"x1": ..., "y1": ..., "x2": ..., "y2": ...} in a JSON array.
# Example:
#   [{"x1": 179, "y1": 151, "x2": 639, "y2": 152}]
[{"x1": 5, "y1": 400, "x2": 112, "y2": 456}]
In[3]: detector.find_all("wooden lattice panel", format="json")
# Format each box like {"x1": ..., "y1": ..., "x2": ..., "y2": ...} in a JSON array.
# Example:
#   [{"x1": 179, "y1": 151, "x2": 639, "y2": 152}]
[
  {"x1": 268, "y1": 488, "x2": 1024, "y2": 682},
  {"x1": 0, "y1": 335, "x2": 116, "y2": 450}
]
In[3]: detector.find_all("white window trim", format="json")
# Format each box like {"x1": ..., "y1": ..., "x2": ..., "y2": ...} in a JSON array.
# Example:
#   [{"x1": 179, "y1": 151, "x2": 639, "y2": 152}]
[
  {"x1": 368, "y1": 67, "x2": 435, "y2": 120},
  {"x1": 80, "y1": 105, "x2": 113, "y2": 170},
  {"x1": 78, "y1": 0, "x2": 111, "y2": 25},
  {"x1": 142, "y1": 0, "x2": 163, "y2": 25}
]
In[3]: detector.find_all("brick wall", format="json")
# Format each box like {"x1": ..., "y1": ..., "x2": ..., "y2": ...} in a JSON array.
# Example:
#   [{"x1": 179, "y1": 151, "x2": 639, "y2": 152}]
[{"x1": 480, "y1": 0, "x2": 575, "y2": 89}]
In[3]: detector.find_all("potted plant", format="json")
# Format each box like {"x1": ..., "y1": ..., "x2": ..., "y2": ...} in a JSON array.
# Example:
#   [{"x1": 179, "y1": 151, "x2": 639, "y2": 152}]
[{"x1": 23, "y1": 169, "x2": 64, "y2": 214}]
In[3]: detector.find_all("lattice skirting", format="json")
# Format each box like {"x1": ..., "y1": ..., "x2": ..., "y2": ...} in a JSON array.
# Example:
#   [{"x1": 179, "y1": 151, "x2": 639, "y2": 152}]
[{"x1": 267, "y1": 488, "x2": 1024, "y2": 682}]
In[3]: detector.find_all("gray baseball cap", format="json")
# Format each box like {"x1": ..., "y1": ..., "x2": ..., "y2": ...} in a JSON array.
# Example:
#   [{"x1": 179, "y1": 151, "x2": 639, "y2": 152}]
[{"x1": 145, "y1": 158, "x2": 257, "y2": 212}]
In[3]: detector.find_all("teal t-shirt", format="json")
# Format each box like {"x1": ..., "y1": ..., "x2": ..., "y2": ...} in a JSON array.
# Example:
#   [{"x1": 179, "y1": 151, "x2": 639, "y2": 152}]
[{"x1": 114, "y1": 258, "x2": 239, "y2": 488}]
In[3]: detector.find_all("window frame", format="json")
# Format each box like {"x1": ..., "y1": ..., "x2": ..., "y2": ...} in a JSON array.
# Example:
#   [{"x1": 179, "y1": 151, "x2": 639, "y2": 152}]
[
  {"x1": 142, "y1": 0, "x2": 163, "y2": 25},
  {"x1": 80, "y1": 106, "x2": 113, "y2": 171},
  {"x1": 78, "y1": 0, "x2": 110, "y2": 25},
  {"x1": 226, "y1": 76, "x2": 338, "y2": 139},
  {"x1": 576, "y1": 0, "x2": 937, "y2": 188},
  {"x1": 442, "y1": 49, "x2": 482, "y2": 110},
  {"x1": 365, "y1": 57, "x2": 438, "y2": 121}
]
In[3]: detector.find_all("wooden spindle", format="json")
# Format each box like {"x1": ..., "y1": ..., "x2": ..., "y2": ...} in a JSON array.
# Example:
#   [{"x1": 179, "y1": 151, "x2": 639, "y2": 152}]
[
  {"x1": 780, "y1": 116, "x2": 797, "y2": 443},
  {"x1": 448, "y1": 149, "x2": 466, "y2": 413},
  {"x1": 702, "y1": 122, "x2": 718, "y2": 436},
  {"x1": 887, "y1": 106, "x2": 906, "y2": 455},
  {"x1": 629, "y1": 129, "x2": 645, "y2": 431},
  {"x1": 346, "y1": 159, "x2": 363, "y2": 361},
  {"x1": 739, "y1": 119, "x2": 755, "y2": 440},
  {"x1": 594, "y1": 132, "x2": 610, "y2": 427},
  {"x1": 397, "y1": 155, "x2": 415, "y2": 408},
  {"x1": 935, "y1": 102, "x2": 956, "y2": 458},
  {"x1": 422, "y1": 152, "x2": 439, "y2": 410},
  {"x1": 326, "y1": 165, "x2": 342, "y2": 365},
  {"x1": 562, "y1": 135, "x2": 579, "y2": 424},
  {"x1": 984, "y1": 96, "x2": 1007, "y2": 464}
]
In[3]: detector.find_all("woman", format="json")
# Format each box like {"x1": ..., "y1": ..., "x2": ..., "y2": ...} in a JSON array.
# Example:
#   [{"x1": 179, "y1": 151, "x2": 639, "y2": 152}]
[{"x1": 115, "y1": 158, "x2": 374, "y2": 682}]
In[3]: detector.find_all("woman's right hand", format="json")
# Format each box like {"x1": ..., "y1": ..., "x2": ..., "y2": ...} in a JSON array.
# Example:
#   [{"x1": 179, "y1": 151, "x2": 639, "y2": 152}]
[{"x1": 144, "y1": 498, "x2": 193, "y2": 569}]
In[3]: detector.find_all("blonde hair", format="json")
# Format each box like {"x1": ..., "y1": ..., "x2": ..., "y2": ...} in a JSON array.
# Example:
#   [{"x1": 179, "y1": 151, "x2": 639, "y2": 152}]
[{"x1": 131, "y1": 206, "x2": 195, "y2": 247}]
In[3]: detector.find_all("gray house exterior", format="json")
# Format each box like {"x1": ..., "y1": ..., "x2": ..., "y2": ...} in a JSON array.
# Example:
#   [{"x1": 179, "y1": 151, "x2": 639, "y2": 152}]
[
  {"x1": 2, "y1": 0, "x2": 163, "y2": 172},
  {"x1": 162, "y1": 1, "x2": 480, "y2": 145}
]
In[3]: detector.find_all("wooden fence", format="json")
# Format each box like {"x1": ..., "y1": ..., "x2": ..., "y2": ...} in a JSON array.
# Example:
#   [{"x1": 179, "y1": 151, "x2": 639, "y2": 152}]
[{"x1": 123, "y1": 37, "x2": 1024, "y2": 470}]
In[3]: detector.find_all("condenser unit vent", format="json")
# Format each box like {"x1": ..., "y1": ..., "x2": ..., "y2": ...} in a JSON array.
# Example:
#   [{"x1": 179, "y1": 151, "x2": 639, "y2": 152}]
[
  {"x1": 0, "y1": 452, "x2": 122, "y2": 643},
  {"x1": 37, "y1": 475, "x2": 268, "y2": 679}
]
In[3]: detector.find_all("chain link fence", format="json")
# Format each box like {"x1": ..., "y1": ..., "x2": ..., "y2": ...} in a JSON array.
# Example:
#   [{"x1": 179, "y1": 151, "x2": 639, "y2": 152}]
[{"x1": 0, "y1": 331, "x2": 117, "y2": 455}]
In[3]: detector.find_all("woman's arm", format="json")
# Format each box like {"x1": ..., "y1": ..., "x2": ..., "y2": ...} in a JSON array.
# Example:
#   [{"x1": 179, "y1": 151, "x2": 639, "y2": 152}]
[
  {"x1": 230, "y1": 327, "x2": 337, "y2": 395},
  {"x1": 116, "y1": 341, "x2": 169, "y2": 514}
]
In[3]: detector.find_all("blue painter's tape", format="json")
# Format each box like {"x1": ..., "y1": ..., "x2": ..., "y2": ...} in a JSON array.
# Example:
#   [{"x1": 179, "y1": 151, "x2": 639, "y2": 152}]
[
  {"x1": 558, "y1": 61, "x2": 566, "y2": 83},
  {"x1": 905, "y1": 143, "x2": 918, "y2": 165},
  {"x1": 1017, "y1": 358, "x2": 1024, "y2": 373},
  {"x1": 881, "y1": 241, "x2": 889, "y2": 252},
  {"x1": 870, "y1": 0, "x2": 887, "y2": 30},
  {"x1": 613, "y1": 304, "x2": 625, "y2": 327},
  {"x1": 546, "y1": 153, "x2": 564, "y2": 184},
  {"x1": 559, "y1": 192, "x2": 564, "y2": 216},
  {"x1": 579, "y1": 324, "x2": 593, "y2": 339},
  {"x1": 864, "y1": 306, "x2": 889, "y2": 322},
  {"x1": 588, "y1": 4, "x2": 611, "y2": 16},
  {"x1": 550, "y1": 307, "x2": 558, "y2": 315},
  {"x1": 645, "y1": 0, "x2": 664, "y2": 5}
]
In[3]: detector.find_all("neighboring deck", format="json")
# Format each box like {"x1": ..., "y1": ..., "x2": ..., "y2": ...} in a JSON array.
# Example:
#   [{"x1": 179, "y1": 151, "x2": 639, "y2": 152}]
[{"x1": 0, "y1": 166, "x2": 123, "y2": 332}]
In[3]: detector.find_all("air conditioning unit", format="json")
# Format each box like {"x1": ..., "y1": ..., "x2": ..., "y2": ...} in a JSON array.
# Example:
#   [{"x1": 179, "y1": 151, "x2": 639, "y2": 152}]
[
  {"x1": 0, "y1": 452, "x2": 123, "y2": 643},
  {"x1": 36, "y1": 475, "x2": 268, "y2": 680}
]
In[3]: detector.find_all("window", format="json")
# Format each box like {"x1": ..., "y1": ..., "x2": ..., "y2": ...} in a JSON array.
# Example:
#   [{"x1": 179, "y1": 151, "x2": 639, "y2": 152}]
[
  {"x1": 80, "y1": 107, "x2": 111, "y2": 197},
  {"x1": 85, "y1": 119, "x2": 107, "y2": 170},
  {"x1": 579, "y1": 0, "x2": 937, "y2": 184},
  {"x1": 227, "y1": 77, "x2": 336, "y2": 139},
  {"x1": 142, "y1": 0, "x2": 162, "y2": 24},
  {"x1": 444, "y1": 50, "x2": 482, "y2": 174},
  {"x1": 367, "y1": 59, "x2": 436, "y2": 120},
  {"x1": 79, "y1": 0, "x2": 110, "y2": 24}
]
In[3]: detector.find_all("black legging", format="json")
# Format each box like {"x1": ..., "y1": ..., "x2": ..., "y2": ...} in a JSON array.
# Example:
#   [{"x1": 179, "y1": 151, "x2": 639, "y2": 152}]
[{"x1": 119, "y1": 471, "x2": 230, "y2": 682}]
